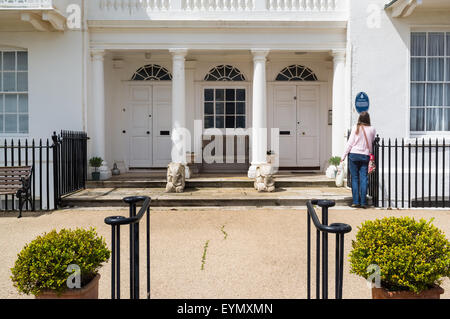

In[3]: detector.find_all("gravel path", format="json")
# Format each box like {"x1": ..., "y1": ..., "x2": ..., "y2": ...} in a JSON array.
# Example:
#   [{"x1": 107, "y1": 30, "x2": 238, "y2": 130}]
[{"x1": 1, "y1": 206, "x2": 449, "y2": 299}]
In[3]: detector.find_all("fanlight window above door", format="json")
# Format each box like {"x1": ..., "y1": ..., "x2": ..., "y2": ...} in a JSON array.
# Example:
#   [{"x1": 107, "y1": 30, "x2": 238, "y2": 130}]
[
  {"x1": 204, "y1": 65, "x2": 246, "y2": 81},
  {"x1": 276, "y1": 65, "x2": 318, "y2": 81},
  {"x1": 131, "y1": 64, "x2": 172, "y2": 81}
]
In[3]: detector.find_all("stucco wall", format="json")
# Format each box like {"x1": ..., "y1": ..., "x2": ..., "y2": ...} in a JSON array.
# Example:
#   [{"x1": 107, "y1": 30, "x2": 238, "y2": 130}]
[
  {"x1": 0, "y1": 30, "x2": 84, "y2": 139},
  {"x1": 349, "y1": 0, "x2": 450, "y2": 139}
]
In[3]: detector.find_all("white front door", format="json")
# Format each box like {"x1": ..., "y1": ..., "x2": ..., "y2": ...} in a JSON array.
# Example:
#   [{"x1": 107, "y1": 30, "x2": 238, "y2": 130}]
[
  {"x1": 273, "y1": 84, "x2": 320, "y2": 167},
  {"x1": 273, "y1": 85, "x2": 297, "y2": 166},
  {"x1": 152, "y1": 85, "x2": 172, "y2": 167},
  {"x1": 128, "y1": 84, "x2": 172, "y2": 168},
  {"x1": 296, "y1": 86, "x2": 320, "y2": 167}
]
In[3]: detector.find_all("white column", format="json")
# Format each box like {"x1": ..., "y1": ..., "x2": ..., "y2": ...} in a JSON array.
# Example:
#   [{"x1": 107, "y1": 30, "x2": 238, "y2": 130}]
[
  {"x1": 248, "y1": 49, "x2": 270, "y2": 178},
  {"x1": 91, "y1": 49, "x2": 110, "y2": 180},
  {"x1": 169, "y1": 49, "x2": 190, "y2": 176},
  {"x1": 331, "y1": 49, "x2": 346, "y2": 157}
]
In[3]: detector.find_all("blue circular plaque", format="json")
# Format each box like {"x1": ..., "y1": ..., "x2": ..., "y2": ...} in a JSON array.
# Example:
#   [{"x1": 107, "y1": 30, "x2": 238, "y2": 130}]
[{"x1": 355, "y1": 92, "x2": 370, "y2": 113}]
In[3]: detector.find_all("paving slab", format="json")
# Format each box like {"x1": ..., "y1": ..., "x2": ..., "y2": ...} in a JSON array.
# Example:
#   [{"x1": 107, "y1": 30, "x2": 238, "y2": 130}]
[
  {"x1": 1, "y1": 207, "x2": 449, "y2": 299},
  {"x1": 62, "y1": 187, "x2": 353, "y2": 207}
]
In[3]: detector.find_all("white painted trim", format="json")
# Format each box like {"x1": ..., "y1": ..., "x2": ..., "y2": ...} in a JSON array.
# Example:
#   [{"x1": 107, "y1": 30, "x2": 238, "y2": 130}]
[
  {"x1": 267, "y1": 81, "x2": 328, "y2": 85},
  {"x1": 86, "y1": 21, "x2": 349, "y2": 30},
  {"x1": 90, "y1": 44, "x2": 347, "y2": 52}
]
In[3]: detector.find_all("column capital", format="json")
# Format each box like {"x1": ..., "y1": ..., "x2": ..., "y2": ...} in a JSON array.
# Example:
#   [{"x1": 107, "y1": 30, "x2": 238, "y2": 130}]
[
  {"x1": 91, "y1": 49, "x2": 105, "y2": 61},
  {"x1": 251, "y1": 49, "x2": 270, "y2": 61},
  {"x1": 331, "y1": 49, "x2": 346, "y2": 62},
  {"x1": 169, "y1": 48, "x2": 188, "y2": 59}
]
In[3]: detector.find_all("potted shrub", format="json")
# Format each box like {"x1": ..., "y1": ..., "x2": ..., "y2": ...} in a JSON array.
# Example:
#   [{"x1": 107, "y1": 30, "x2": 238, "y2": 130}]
[
  {"x1": 11, "y1": 228, "x2": 110, "y2": 299},
  {"x1": 89, "y1": 157, "x2": 103, "y2": 181},
  {"x1": 350, "y1": 217, "x2": 450, "y2": 299},
  {"x1": 326, "y1": 156, "x2": 341, "y2": 178}
]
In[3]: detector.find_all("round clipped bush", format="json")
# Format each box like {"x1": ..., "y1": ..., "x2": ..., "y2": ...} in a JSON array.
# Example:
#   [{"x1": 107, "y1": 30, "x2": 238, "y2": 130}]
[
  {"x1": 11, "y1": 228, "x2": 110, "y2": 296},
  {"x1": 349, "y1": 217, "x2": 450, "y2": 293}
]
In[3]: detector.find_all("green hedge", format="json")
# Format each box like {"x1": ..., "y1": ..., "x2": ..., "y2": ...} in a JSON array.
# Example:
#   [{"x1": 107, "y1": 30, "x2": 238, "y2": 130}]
[
  {"x1": 11, "y1": 228, "x2": 110, "y2": 296},
  {"x1": 349, "y1": 217, "x2": 450, "y2": 293}
]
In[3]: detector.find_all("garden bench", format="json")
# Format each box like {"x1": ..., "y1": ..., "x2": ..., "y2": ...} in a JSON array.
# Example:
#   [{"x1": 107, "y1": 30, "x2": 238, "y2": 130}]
[{"x1": 0, "y1": 166, "x2": 33, "y2": 218}]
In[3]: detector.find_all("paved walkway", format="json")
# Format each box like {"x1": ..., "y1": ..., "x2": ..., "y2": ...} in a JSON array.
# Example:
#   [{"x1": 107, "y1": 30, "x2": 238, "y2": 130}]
[{"x1": 1, "y1": 207, "x2": 449, "y2": 299}]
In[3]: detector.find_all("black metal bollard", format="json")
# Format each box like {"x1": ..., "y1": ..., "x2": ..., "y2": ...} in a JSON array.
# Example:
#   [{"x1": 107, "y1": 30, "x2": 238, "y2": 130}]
[
  {"x1": 315, "y1": 200, "x2": 334, "y2": 299},
  {"x1": 104, "y1": 215, "x2": 126, "y2": 299},
  {"x1": 105, "y1": 196, "x2": 151, "y2": 300},
  {"x1": 123, "y1": 196, "x2": 147, "y2": 299},
  {"x1": 307, "y1": 200, "x2": 351, "y2": 300}
]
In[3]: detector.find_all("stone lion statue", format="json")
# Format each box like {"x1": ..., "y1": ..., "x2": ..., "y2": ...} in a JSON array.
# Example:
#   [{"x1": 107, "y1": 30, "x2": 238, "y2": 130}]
[
  {"x1": 254, "y1": 164, "x2": 275, "y2": 192},
  {"x1": 166, "y1": 162, "x2": 186, "y2": 193}
]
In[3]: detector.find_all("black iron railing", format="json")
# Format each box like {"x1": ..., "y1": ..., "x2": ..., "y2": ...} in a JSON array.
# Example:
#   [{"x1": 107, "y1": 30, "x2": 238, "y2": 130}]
[
  {"x1": 52, "y1": 130, "x2": 88, "y2": 205},
  {"x1": 347, "y1": 136, "x2": 449, "y2": 208},
  {"x1": 0, "y1": 137, "x2": 54, "y2": 211},
  {"x1": 306, "y1": 200, "x2": 352, "y2": 299},
  {"x1": 0, "y1": 130, "x2": 88, "y2": 212},
  {"x1": 105, "y1": 196, "x2": 151, "y2": 299},
  {"x1": 372, "y1": 137, "x2": 449, "y2": 208}
]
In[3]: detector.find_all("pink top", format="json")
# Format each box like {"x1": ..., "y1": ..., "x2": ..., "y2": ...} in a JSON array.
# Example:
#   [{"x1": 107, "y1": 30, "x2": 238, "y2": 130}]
[{"x1": 342, "y1": 125, "x2": 377, "y2": 161}]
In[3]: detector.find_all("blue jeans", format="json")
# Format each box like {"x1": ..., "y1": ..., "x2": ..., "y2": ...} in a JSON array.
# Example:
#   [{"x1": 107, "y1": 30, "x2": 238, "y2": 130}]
[{"x1": 348, "y1": 153, "x2": 370, "y2": 206}]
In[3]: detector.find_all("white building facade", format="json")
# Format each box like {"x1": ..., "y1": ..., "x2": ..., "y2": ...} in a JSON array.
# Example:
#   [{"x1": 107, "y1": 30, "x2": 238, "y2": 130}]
[{"x1": 0, "y1": 0, "x2": 449, "y2": 178}]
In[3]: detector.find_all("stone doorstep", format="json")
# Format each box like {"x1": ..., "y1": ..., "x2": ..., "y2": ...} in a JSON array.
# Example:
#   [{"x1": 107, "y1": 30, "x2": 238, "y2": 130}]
[
  {"x1": 86, "y1": 180, "x2": 337, "y2": 189},
  {"x1": 60, "y1": 187, "x2": 354, "y2": 208}
]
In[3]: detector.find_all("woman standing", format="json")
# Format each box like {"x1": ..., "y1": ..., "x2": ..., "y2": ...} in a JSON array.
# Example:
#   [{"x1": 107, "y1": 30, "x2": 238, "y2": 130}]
[{"x1": 341, "y1": 112, "x2": 376, "y2": 208}]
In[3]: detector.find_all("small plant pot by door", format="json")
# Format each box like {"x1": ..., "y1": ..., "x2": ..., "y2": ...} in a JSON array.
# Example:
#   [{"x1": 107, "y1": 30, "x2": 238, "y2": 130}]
[
  {"x1": 35, "y1": 274, "x2": 101, "y2": 299},
  {"x1": 91, "y1": 171, "x2": 100, "y2": 181},
  {"x1": 372, "y1": 285, "x2": 444, "y2": 299}
]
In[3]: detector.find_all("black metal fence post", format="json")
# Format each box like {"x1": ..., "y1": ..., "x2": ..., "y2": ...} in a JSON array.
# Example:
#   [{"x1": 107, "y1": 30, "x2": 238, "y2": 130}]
[{"x1": 52, "y1": 132, "x2": 60, "y2": 209}]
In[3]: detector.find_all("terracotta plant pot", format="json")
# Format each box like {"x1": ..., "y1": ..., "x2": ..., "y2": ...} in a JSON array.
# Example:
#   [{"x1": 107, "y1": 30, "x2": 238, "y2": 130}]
[
  {"x1": 372, "y1": 285, "x2": 444, "y2": 299},
  {"x1": 35, "y1": 274, "x2": 100, "y2": 299}
]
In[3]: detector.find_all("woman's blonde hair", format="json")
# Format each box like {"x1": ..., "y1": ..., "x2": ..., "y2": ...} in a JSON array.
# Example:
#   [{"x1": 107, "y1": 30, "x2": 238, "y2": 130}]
[{"x1": 356, "y1": 111, "x2": 371, "y2": 135}]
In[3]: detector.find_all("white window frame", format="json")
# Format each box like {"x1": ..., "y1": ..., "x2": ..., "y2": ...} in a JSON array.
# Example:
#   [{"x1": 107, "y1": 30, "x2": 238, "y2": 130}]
[
  {"x1": 410, "y1": 31, "x2": 450, "y2": 136},
  {"x1": 0, "y1": 50, "x2": 29, "y2": 135},
  {"x1": 201, "y1": 85, "x2": 249, "y2": 133}
]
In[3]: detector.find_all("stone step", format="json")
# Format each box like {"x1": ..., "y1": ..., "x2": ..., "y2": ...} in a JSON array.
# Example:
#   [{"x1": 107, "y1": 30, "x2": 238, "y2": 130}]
[
  {"x1": 61, "y1": 187, "x2": 353, "y2": 208},
  {"x1": 86, "y1": 179, "x2": 336, "y2": 189}
]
